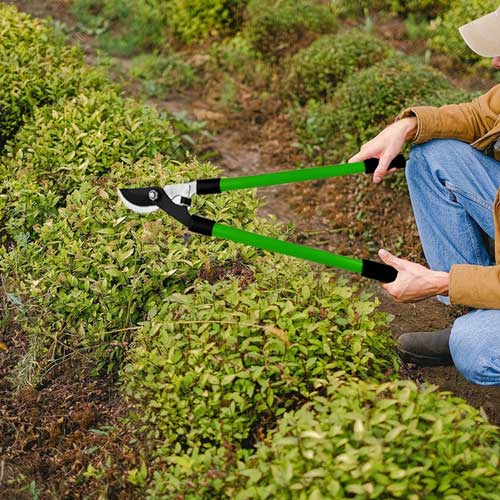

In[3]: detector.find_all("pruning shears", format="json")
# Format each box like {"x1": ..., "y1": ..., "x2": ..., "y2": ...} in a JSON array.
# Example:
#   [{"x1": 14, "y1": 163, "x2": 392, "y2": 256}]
[{"x1": 118, "y1": 155, "x2": 406, "y2": 283}]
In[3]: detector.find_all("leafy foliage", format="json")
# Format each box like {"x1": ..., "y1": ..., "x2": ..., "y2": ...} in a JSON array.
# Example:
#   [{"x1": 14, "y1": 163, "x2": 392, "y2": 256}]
[
  {"x1": 0, "y1": 90, "x2": 182, "y2": 241},
  {"x1": 294, "y1": 58, "x2": 462, "y2": 161},
  {"x1": 428, "y1": 0, "x2": 499, "y2": 65},
  {"x1": 72, "y1": 0, "x2": 167, "y2": 55},
  {"x1": 286, "y1": 30, "x2": 394, "y2": 102},
  {"x1": 210, "y1": 34, "x2": 272, "y2": 88},
  {"x1": 0, "y1": 157, "x2": 268, "y2": 384},
  {"x1": 244, "y1": 0, "x2": 337, "y2": 56},
  {"x1": 123, "y1": 267, "x2": 396, "y2": 453},
  {"x1": 166, "y1": 0, "x2": 247, "y2": 43},
  {"x1": 129, "y1": 52, "x2": 197, "y2": 97},
  {"x1": 231, "y1": 377, "x2": 500, "y2": 499},
  {"x1": 332, "y1": 0, "x2": 453, "y2": 18},
  {"x1": 0, "y1": 4, "x2": 105, "y2": 150}
]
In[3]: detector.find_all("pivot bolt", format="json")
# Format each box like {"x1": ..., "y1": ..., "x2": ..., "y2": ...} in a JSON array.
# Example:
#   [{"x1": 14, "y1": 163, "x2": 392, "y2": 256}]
[{"x1": 148, "y1": 189, "x2": 159, "y2": 202}]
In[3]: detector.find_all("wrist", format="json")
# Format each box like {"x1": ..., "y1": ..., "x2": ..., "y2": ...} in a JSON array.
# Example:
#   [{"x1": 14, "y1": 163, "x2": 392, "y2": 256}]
[
  {"x1": 399, "y1": 117, "x2": 418, "y2": 141},
  {"x1": 432, "y1": 271, "x2": 450, "y2": 296}
]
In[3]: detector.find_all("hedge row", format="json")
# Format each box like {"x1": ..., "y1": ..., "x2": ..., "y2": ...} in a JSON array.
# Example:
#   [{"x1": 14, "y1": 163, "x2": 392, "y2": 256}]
[{"x1": 0, "y1": 4, "x2": 106, "y2": 150}]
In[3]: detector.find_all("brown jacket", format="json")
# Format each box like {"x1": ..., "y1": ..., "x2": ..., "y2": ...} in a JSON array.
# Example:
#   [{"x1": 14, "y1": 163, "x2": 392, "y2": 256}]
[{"x1": 399, "y1": 84, "x2": 500, "y2": 309}]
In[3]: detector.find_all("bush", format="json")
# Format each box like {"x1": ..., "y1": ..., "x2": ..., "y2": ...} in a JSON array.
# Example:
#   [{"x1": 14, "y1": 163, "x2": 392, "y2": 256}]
[
  {"x1": 429, "y1": 0, "x2": 499, "y2": 65},
  {"x1": 294, "y1": 58, "x2": 459, "y2": 161},
  {"x1": 0, "y1": 156, "x2": 269, "y2": 384},
  {"x1": 166, "y1": 0, "x2": 247, "y2": 43},
  {"x1": 286, "y1": 30, "x2": 394, "y2": 102},
  {"x1": 0, "y1": 90, "x2": 183, "y2": 241},
  {"x1": 129, "y1": 52, "x2": 197, "y2": 97},
  {"x1": 123, "y1": 268, "x2": 396, "y2": 454},
  {"x1": 210, "y1": 34, "x2": 272, "y2": 88},
  {"x1": 244, "y1": 0, "x2": 337, "y2": 56},
  {"x1": 230, "y1": 376, "x2": 500, "y2": 499},
  {"x1": 332, "y1": 0, "x2": 453, "y2": 18},
  {"x1": 0, "y1": 4, "x2": 106, "y2": 150}
]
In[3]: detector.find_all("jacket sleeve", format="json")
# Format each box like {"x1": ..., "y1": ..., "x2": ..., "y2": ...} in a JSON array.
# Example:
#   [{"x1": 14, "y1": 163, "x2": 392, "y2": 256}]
[
  {"x1": 449, "y1": 264, "x2": 500, "y2": 310},
  {"x1": 398, "y1": 84, "x2": 500, "y2": 145}
]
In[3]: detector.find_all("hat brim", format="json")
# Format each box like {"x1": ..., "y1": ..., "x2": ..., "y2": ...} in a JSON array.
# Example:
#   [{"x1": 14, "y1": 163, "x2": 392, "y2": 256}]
[{"x1": 459, "y1": 11, "x2": 500, "y2": 57}]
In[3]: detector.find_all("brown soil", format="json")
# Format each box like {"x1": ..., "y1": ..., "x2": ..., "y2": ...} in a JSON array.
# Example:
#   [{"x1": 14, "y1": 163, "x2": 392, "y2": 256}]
[{"x1": 2, "y1": 1, "x2": 500, "y2": 496}]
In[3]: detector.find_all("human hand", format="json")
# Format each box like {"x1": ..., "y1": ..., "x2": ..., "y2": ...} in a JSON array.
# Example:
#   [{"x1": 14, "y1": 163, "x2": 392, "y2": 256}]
[
  {"x1": 378, "y1": 249, "x2": 449, "y2": 303},
  {"x1": 349, "y1": 117, "x2": 417, "y2": 183}
]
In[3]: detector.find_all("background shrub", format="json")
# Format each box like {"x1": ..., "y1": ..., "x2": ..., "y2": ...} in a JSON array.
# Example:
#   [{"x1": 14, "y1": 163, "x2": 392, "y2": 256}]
[
  {"x1": 286, "y1": 30, "x2": 394, "y2": 102},
  {"x1": 72, "y1": 0, "x2": 167, "y2": 55},
  {"x1": 123, "y1": 267, "x2": 396, "y2": 453},
  {"x1": 244, "y1": 0, "x2": 337, "y2": 56},
  {"x1": 230, "y1": 377, "x2": 500, "y2": 499},
  {"x1": 294, "y1": 58, "x2": 461, "y2": 161},
  {"x1": 0, "y1": 4, "x2": 105, "y2": 150},
  {"x1": 166, "y1": 0, "x2": 247, "y2": 43},
  {"x1": 0, "y1": 90, "x2": 183, "y2": 241},
  {"x1": 332, "y1": 0, "x2": 453, "y2": 18},
  {"x1": 429, "y1": 0, "x2": 499, "y2": 65},
  {"x1": 210, "y1": 34, "x2": 272, "y2": 88},
  {"x1": 129, "y1": 52, "x2": 197, "y2": 97}
]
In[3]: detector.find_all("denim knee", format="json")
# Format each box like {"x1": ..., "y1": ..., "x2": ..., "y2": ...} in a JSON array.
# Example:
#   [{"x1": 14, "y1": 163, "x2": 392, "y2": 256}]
[{"x1": 449, "y1": 316, "x2": 497, "y2": 386}]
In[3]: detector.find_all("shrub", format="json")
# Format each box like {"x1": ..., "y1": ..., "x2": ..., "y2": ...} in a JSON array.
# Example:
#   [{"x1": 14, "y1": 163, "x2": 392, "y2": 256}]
[
  {"x1": 72, "y1": 0, "x2": 167, "y2": 55},
  {"x1": 332, "y1": 0, "x2": 453, "y2": 18},
  {"x1": 244, "y1": 0, "x2": 337, "y2": 56},
  {"x1": 166, "y1": 0, "x2": 247, "y2": 43},
  {"x1": 0, "y1": 90, "x2": 183, "y2": 241},
  {"x1": 129, "y1": 52, "x2": 197, "y2": 97},
  {"x1": 429, "y1": 0, "x2": 499, "y2": 65},
  {"x1": 286, "y1": 30, "x2": 394, "y2": 102},
  {"x1": 210, "y1": 34, "x2": 272, "y2": 88},
  {"x1": 123, "y1": 268, "x2": 396, "y2": 454},
  {"x1": 230, "y1": 376, "x2": 500, "y2": 499},
  {"x1": 0, "y1": 4, "x2": 106, "y2": 150},
  {"x1": 294, "y1": 58, "x2": 458, "y2": 161},
  {"x1": 0, "y1": 157, "x2": 269, "y2": 384}
]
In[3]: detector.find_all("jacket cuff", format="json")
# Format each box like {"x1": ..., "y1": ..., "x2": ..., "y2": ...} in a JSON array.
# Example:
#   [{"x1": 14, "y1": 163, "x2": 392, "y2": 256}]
[
  {"x1": 449, "y1": 264, "x2": 500, "y2": 309},
  {"x1": 396, "y1": 106, "x2": 442, "y2": 144}
]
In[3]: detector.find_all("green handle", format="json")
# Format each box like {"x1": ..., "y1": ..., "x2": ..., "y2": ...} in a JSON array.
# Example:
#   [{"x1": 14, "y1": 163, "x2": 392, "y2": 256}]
[
  {"x1": 219, "y1": 162, "x2": 366, "y2": 192},
  {"x1": 212, "y1": 223, "x2": 363, "y2": 274}
]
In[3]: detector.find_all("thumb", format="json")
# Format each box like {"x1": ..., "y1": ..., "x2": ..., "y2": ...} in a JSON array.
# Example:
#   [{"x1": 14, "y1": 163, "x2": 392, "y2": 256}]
[
  {"x1": 378, "y1": 249, "x2": 404, "y2": 271},
  {"x1": 373, "y1": 155, "x2": 391, "y2": 183}
]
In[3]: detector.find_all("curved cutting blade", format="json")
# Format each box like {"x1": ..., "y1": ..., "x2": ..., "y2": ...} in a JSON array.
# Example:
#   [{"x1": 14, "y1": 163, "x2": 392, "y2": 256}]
[{"x1": 118, "y1": 188, "x2": 160, "y2": 214}]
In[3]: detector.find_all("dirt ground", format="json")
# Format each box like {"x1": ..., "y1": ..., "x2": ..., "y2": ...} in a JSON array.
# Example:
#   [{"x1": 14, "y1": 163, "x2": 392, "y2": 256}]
[{"x1": 2, "y1": 1, "x2": 500, "y2": 497}]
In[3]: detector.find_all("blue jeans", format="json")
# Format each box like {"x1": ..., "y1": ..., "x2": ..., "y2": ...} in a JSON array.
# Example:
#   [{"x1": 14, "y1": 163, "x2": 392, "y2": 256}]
[{"x1": 406, "y1": 139, "x2": 500, "y2": 386}]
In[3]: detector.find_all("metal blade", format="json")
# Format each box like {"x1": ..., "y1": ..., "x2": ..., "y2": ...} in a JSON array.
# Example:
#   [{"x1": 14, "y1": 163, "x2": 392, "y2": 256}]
[{"x1": 118, "y1": 188, "x2": 159, "y2": 214}]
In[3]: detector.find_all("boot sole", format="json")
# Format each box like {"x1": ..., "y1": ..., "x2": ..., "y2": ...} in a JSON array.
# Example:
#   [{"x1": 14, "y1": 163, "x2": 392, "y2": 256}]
[{"x1": 397, "y1": 347, "x2": 454, "y2": 367}]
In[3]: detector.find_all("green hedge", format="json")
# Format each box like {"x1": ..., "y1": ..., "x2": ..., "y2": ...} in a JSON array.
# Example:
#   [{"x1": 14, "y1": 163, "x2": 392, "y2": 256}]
[
  {"x1": 244, "y1": 0, "x2": 337, "y2": 56},
  {"x1": 0, "y1": 90, "x2": 183, "y2": 241},
  {"x1": 0, "y1": 4, "x2": 106, "y2": 150},
  {"x1": 138, "y1": 376, "x2": 500, "y2": 498},
  {"x1": 123, "y1": 270, "x2": 396, "y2": 453},
  {"x1": 286, "y1": 30, "x2": 394, "y2": 102},
  {"x1": 0, "y1": 156, "x2": 268, "y2": 383},
  {"x1": 232, "y1": 377, "x2": 500, "y2": 499},
  {"x1": 429, "y1": 0, "x2": 499, "y2": 65},
  {"x1": 293, "y1": 58, "x2": 465, "y2": 161}
]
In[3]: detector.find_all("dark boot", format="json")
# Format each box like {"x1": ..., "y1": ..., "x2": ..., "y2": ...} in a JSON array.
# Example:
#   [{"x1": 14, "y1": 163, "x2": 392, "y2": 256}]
[{"x1": 397, "y1": 328, "x2": 453, "y2": 366}]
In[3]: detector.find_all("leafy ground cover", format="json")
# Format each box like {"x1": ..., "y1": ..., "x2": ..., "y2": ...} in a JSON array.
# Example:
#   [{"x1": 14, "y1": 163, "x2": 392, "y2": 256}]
[{"x1": 1, "y1": 1, "x2": 500, "y2": 498}]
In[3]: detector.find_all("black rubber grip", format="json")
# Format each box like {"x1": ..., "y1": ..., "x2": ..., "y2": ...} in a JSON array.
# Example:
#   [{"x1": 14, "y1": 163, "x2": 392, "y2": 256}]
[
  {"x1": 189, "y1": 215, "x2": 215, "y2": 236},
  {"x1": 361, "y1": 260, "x2": 398, "y2": 283},
  {"x1": 197, "y1": 178, "x2": 221, "y2": 195},
  {"x1": 364, "y1": 154, "x2": 406, "y2": 174}
]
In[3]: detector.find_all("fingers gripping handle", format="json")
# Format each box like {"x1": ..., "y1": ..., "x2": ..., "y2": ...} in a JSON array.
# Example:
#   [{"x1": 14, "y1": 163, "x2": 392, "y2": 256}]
[
  {"x1": 364, "y1": 154, "x2": 406, "y2": 174},
  {"x1": 361, "y1": 260, "x2": 398, "y2": 283}
]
